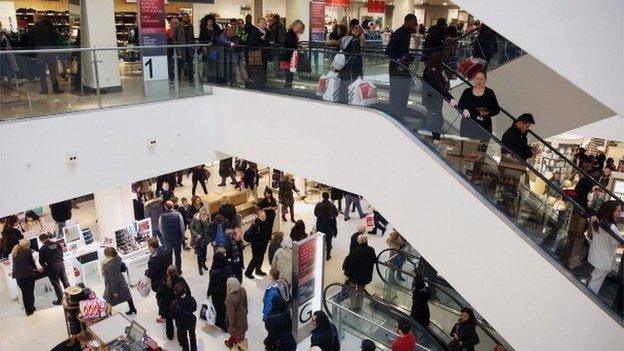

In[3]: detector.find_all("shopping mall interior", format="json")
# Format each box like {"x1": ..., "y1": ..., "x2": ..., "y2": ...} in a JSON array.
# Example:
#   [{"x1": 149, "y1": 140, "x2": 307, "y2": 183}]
[{"x1": 0, "y1": 0, "x2": 623, "y2": 351}]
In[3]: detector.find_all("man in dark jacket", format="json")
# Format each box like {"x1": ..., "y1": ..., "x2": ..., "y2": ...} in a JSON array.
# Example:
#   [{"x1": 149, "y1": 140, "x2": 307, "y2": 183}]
[
  {"x1": 245, "y1": 210, "x2": 272, "y2": 279},
  {"x1": 343, "y1": 235, "x2": 377, "y2": 310},
  {"x1": 314, "y1": 192, "x2": 338, "y2": 260},
  {"x1": 385, "y1": 14, "x2": 417, "y2": 118},
  {"x1": 273, "y1": 14, "x2": 286, "y2": 46},
  {"x1": 501, "y1": 113, "x2": 536, "y2": 161},
  {"x1": 176, "y1": 12, "x2": 195, "y2": 84},
  {"x1": 38, "y1": 234, "x2": 69, "y2": 305},
  {"x1": 218, "y1": 158, "x2": 237, "y2": 186},
  {"x1": 423, "y1": 18, "x2": 447, "y2": 54},
  {"x1": 145, "y1": 238, "x2": 172, "y2": 292},
  {"x1": 159, "y1": 201, "x2": 186, "y2": 271},
  {"x1": 30, "y1": 13, "x2": 63, "y2": 94},
  {"x1": 49, "y1": 200, "x2": 72, "y2": 238}
]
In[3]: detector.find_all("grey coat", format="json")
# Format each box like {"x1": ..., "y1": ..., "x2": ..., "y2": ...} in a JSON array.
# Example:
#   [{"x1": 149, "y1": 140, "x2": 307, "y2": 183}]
[{"x1": 102, "y1": 256, "x2": 132, "y2": 306}]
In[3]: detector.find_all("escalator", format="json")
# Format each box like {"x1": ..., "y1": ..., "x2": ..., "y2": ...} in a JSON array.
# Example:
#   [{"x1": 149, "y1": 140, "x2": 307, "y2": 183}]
[
  {"x1": 323, "y1": 282, "x2": 451, "y2": 351},
  {"x1": 375, "y1": 248, "x2": 514, "y2": 351}
]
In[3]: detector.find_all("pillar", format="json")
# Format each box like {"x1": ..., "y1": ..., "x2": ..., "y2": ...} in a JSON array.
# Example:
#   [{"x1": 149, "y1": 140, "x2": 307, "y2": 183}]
[
  {"x1": 391, "y1": 0, "x2": 414, "y2": 30},
  {"x1": 80, "y1": 0, "x2": 122, "y2": 93},
  {"x1": 286, "y1": 0, "x2": 310, "y2": 41},
  {"x1": 94, "y1": 186, "x2": 135, "y2": 248},
  {"x1": 254, "y1": 0, "x2": 263, "y2": 24}
]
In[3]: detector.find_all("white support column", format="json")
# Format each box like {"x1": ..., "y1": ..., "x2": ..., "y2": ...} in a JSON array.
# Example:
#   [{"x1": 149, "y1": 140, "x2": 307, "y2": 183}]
[
  {"x1": 285, "y1": 0, "x2": 310, "y2": 41},
  {"x1": 94, "y1": 186, "x2": 135, "y2": 247},
  {"x1": 392, "y1": 0, "x2": 414, "y2": 30},
  {"x1": 80, "y1": 0, "x2": 122, "y2": 92}
]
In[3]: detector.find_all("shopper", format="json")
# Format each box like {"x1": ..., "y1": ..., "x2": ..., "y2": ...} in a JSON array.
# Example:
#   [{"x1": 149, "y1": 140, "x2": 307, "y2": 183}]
[
  {"x1": 361, "y1": 339, "x2": 376, "y2": 351},
  {"x1": 272, "y1": 236, "x2": 293, "y2": 285},
  {"x1": 598, "y1": 167, "x2": 612, "y2": 188},
  {"x1": 174, "y1": 12, "x2": 196, "y2": 85},
  {"x1": 442, "y1": 25, "x2": 459, "y2": 74},
  {"x1": 30, "y1": 13, "x2": 63, "y2": 94},
  {"x1": 392, "y1": 319, "x2": 417, "y2": 351},
  {"x1": 187, "y1": 196, "x2": 204, "y2": 222},
  {"x1": 337, "y1": 25, "x2": 364, "y2": 104},
  {"x1": 207, "y1": 251, "x2": 233, "y2": 332},
  {"x1": 449, "y1": 308, "x2": 480, "y2": 351},
  {"x1": 242, "y1": 163, "x2": 260, "y2": 200},
  {"x1": 368, "y1": 209, "x2": 389, "y2": 235},
  {"x1": 410, "y1": 274, "x2": 431, "y2": 328},
  {"x1": 144, "y1": 191, "x2": 165, "y2": 242},
  {"x1": 350, "y1": 225, "x2": 367, "y2": 252},
  {"x1": 281, "y1": 20, "x2": 305, "y2": 89},
  {"x1": 272, "y1": 14, "x2": 287, "y2": 46},
  {"x1": 11, "y1": 239, "x2": 40, "y2": 316},
  {"x1": 264, "y1": 296, "x2": 297, "y2": 351},
  {"x1": 159, "y1": 201, "x2": 186, "y2": 271},
  {"x1": 225, "y1": 228, "x2": 245, "y2": 282},
  {"x1": 258, "y1": 188, "x2": 278, "y2": 231},
  {"x1": 190, "y1": 165, "x2": 210, "y2": 197},
  {"x1": 330, "y1": 187, "x2": 345, "y2": 214},
  {"x1": 289, "y1": 219, "x2": 308, "y2": 242},
  {"x1": 1, "y1": 215, "x2": 23, "y2": 258},
  {"x1": 279, "y1": 174, "x2": 300, "y2": 222},
  {"x1": 310, "y1": 310, "x2": 340, "y2": 351},
  {"x1": 171, "y1": 282, "x2": 198, "y2": 351},
  {"x1": 38, "y1": 234, "x2": 69, "y2": 305},
  {"x1": 501, "y1": 113, "x2": 536, "y2": 161},
  {"x1": 423, "y1": 18, "x2": 447, "y2": 55},
  {"x1": 244, "y1": 210, "x2": 272, "y2": 278},
  {"x1": 328, "y1": 24, "x2": 347, "y2": 47},
  {"x1": 386, "y1": 231, "x2": 408, "y2": 281},
  {"x1": 343, "y1": 235, "x2": 377, "y2": 310},
  {"x1": 605, "y1": 158, "x2": 616, "y2": 171},
  {"x1": 314, "y1": 192, "x2": 339, "y2": 260},
  {"x1": 23, "y1": 210, "x2": 45, "y2": 234},
  {"x1": 218, "y1": 158, "x2": 238, "y2": 186},
  {"x1": 262, "y1": 268, "x2": 291, "y2": 321},
  {"x1": 102, "y1": 247, "x2": 137, "y2": 315},
  {"x1": 422, "y1": 52, "x2": 456, "y2": 141},
  {"x1": 157, "y1": 265, "x2": 189, "y2": 340},
  {"x1": 472, "y1": 24, "x2": 498, "y2": 66},
  {"x1": 145, "y1": 238, "x2": 172, "y2": 292},
  {"x1": 49, "y1": 200, "x2": 72, "y2": 238},
  {"x1": 587, "y1": 201, "x2": 622, "y2": 294},
  {"x1": 458, "y1": 71, "x2": 500, "y2": 140},
  {"x1": 189, "y1": 207, "x2": 213, "y2": 275},
  {"x1": 385, "y1": 14, "x2": 418, "y2": 118},
  {"x1": 225, "y1": 277, "x2": 249, "y2": 347},
  {"x1": 172, "y1": 197, "x2": 191, "y2": 251},
  {"x1": 246, "y1": 18, "x2": 270, "y2": 89},
  {"x1": 268, "y1": 231, "x2": 284, "y2": 264},
  {"x1": 344, "y1": 192, "x2": 366, "y2": 220}
]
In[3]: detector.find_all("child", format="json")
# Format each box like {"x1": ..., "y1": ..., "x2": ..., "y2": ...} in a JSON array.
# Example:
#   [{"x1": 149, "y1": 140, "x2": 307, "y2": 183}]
[
  {"x1": 268, "y1": 231, "x2": 284, "y2": 264},
  {"x1": 171, "y1": 282, "x2": 197, "y2": 351}
]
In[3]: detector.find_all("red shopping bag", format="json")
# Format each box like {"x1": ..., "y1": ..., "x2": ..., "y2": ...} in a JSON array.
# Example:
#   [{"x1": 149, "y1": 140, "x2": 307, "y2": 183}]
[
  {"x1": 289, "y1": 51, "x2": 299, "y2": 73},
  {"x1": 365, "y1": 213, "x2": 375, "y2": 231},
  {"x1": 458, "y1": 57, "x2": 487, "y2": 79},
  {"x1": 317, "y1": 75, "x2": 328, "y2": 96}
]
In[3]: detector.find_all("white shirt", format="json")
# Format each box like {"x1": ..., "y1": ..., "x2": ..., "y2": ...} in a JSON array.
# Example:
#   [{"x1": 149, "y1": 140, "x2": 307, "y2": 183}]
[{"x1": 588, "y1": 223, "x2": 622, "y2": 271}]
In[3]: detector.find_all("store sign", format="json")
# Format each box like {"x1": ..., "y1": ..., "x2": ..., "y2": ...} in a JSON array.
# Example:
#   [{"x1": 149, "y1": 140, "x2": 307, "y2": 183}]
[
  {"x1": 367, "y1": 0, "x2": 386, "y2": 13},
  {"x1": 310, "y1": 1, "x2": 326, "y2": 42},
  {"x1": 292, "y1": 233, "x2": 325, "y2": 342},
  {"x1": 325, "y1": 0, "x2": 350, "y2": 8},
  {"x1": 139, "y1": 0, "x2": 168, "y2": 81}
]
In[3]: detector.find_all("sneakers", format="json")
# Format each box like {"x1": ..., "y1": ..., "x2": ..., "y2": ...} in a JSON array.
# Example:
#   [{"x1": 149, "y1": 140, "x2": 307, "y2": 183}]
[{"x1": 125, "y1": 309, "x2": 137, "y2": 315}]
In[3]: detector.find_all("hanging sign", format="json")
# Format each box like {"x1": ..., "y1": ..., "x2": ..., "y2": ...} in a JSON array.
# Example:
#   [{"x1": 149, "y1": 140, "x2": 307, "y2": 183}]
[
  {"x1": 325, "y1": 0, "x2": 350, "y2": 8},
  {"x1": 367, "y1": 0, "x2": 386, "y2": 13},
  {"x1": 310, "y1": 1, "x2": 326, "y2": 42},
  {"x1": 139, "y1": 0, "x2": 168, "y2": 81}
]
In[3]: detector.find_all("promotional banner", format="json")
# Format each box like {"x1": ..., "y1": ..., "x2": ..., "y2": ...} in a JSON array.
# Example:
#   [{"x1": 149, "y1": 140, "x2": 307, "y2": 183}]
[
  {"x1": 310, "y1": 1, "x2": 326, "y2": 42},
  {"x1": 138, "y1": 0, "x2": 168, "y2": 82},
  {"x1": 367, "y1": 0, "x2": 386, "y2": 13},
  {"x1": 292, "y1": 233, "x2": 325, "y2": 342},
  {"x1": 325, "y1": 0, "x2": 350, "y2": 8}
]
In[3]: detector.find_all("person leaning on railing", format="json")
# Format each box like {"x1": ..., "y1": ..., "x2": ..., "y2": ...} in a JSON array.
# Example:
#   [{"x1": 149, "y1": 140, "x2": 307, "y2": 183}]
[
  {"x1": 337, "y1": 25, "x2": 364, "y2": 104},
  {"x1": 280, "y1": 20, "x2": 305, "y2": 89}
]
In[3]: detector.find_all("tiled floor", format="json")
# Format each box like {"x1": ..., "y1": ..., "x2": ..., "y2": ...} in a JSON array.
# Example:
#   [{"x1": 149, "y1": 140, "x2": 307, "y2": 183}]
[{"x1": 0, "y1": 167, "x2": 393, "y2": 351}]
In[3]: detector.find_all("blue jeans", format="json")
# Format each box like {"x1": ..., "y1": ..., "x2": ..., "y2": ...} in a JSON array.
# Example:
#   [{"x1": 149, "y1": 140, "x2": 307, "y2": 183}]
[{"x1": 344, "y1": 195, "x2": 365, "y2": 220}]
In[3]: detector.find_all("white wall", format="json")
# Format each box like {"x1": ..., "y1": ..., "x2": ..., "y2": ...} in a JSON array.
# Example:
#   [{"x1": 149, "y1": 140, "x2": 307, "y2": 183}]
[
  {"x1": 0, "y1": 96, "x2": 217, "y2": 217},
  {"x1": 212, "y1": 87, "x2": 623, "y2": 351},
  {"x1": 451, "y1": 0, "x2": 623, "y2": 117},
  {"x1": 263, "y1": 0, "x2": 286, "y2": 17},
  {"x1": 193, "y1": 0, "x2": 254, "y2": 34},
  {"x1": 566, "y1": 115, "x2": 624, "y2": 141},
  {"x1": 451, "y1": 54, "x2": 617, "y2": 139}
]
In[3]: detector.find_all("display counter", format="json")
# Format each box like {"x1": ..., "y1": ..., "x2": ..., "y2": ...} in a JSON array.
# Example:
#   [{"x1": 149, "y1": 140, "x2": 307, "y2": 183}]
[{"x1": 84, "y1": 313, "x2": 162, "y2": 351}]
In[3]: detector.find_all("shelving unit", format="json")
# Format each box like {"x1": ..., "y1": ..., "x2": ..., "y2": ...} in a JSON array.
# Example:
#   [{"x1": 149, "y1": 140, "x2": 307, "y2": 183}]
[{"x1": 115, "y1": 11, "x2": 137, "y2": 44}]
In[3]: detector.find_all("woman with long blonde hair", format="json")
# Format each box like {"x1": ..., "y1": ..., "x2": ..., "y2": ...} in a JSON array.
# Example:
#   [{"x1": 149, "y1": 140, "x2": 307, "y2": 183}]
[
  {"x1": 280, "y1": 20, "x2": 305, "y2": 89},
  {"x1": 12, "y1": 239, "x2": 41, "y2": 315}
]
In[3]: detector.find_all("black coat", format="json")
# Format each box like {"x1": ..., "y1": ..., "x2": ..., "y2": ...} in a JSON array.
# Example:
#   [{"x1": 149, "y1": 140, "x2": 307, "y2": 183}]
[
  {"x1": 310, "y1": 324, "x2": 340, "y2": 351},
  {"x1": 247, "y1": 219, "x2": 272, "y2": 247},
  {"x1": 450, "y1": 321, "x2": 480, "y2": 351},
  {"x1": 38, "y1": 240, "x2": 65, "y2": 270},
  {"x1": 344, "y1": 243, "x2": 376, "y2": 285},
  {"x1": 501, "y1": 124, "x2": 533, "y2": 161},
  {"x1": 264, "y1": 310, "x2": 297, "y2": 351},
  {"x1": 314, "y1": 200, "x2": 338, "y2": 236},
  {"x1": 385, "y1": 26, "x2": 412, "y2": 75},
  {"x1": 458, "y1": 87, "x2": 500, "y2": 139},
  {"x1": 171, "y1": 294, "x2": 197, "y2": 330},
  {"x1": 145, "y1": 247, "x2": 172, "y2": 291},
  {"x1": 29, "y1": 22, "x2": 58, "y2": 48},
  {"x1": 410, "y1": 283, "x2": 431, "y2": 328},
  {"x1": 12, "y1": 249, "x2": 37, "y2": 280},
  {"x1": 156, "y1": 275, "x2": 189, "y2": 318},
  {"x1": 338, "y1": 35, "x2": 363, "y2": 80},
  {"x1": 423, "y1": 68, "x2": 453, "y2": 111},
  {"x1": 280, "y1": 29, "x2": 298, "y2": 62},
  {"x1": 423, "y1": 24, "x2": 446, "y2": 52},
  {"x1": 330, "y1": 188, "x2": 343, "y2": 201},
  {"x1": 50, "y1": 200, "x2": 72, "y2": 222}
]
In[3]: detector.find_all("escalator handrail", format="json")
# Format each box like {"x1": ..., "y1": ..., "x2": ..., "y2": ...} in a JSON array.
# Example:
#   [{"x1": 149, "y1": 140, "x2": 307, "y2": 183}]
[{"x1": 323, "y1": 282, "x2": 449, "y2": 351}]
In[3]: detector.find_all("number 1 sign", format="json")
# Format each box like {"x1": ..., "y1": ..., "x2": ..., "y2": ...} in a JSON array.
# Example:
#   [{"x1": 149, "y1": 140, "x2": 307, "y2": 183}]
[{"x1": 139, "y1": 0, "x2": 168, "y2": 83}]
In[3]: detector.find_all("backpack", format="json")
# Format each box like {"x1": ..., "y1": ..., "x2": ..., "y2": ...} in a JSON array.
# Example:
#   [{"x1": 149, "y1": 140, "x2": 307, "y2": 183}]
[
  {"x1": 332, "y1": 36, "x2": 354, "y2": 71},
  {"x1": 213, "y1": 222, "x2": 228, "y2": 248},
  {"x1": 243, "y1": 223, "x2": 258, "y2": 242}
]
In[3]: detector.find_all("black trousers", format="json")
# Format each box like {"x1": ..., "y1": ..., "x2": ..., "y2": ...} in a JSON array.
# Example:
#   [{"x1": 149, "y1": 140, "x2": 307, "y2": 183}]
[
  {"x1": 388, "y1": 73, "x2": 412, "y2": 118},
  {"x1": 195, "y1": 243, "x2": 208, "y2": 269},
  {"x1": 281, "y1": 203, "x2": 295, "y2": 221},
  {"x1": 36, "y1": 53, "x2": 59, "y2": 93},
  {"x1": 245, "y1": 242, "x2": 268, "y2": 275},
  {"x1": 166, "y1": 316, "x2": 174, "y2": 340},
  {"x1": 47, "y1": 263, "x2": 70, "y2": 301},
  {"x1": 284, "y1": 70, "x2": 294, "y2": 89},
  {"x1": 177, "y1": 327, "x2": 197, "y2": 351},
  {"x1": 325, "y1": 232, "x2": 335, "y2": 258},
  {"x1": 372, "y1": 210, "x2": 388, "y2": 232},
  {"x1": 17, "y1": 277, "x2": 36, "y2": 314},
  {"x1": 192, "y1": 178, "x2": 208, "y2": 197},
  {"x1": 232, "y1": 262, "x2": 243, "y2": 282},
  {"x1": 168, "y1": 242, "x2": 182, "y2": 271}
]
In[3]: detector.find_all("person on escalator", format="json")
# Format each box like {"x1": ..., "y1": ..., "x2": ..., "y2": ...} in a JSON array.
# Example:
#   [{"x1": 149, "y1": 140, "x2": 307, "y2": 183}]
[
  {"x1": 361, "y1": 339, "x2": 376, "y2": 351},
  {"x1": 410, "y1": 274, "x2": 431, "y2": 328},
  {"x1": 391, "y1": 318, "x2": 416, "y2": 351},
  {"x1": 501, "y1": 113, "x2": 537, "y2": 161},
  {"x1": 423, "y1": 18, "x2": 447, "y2": 56},
  {"x1": 458, "y1": 71, "x2": 500, "y2": 140},
  {"x1": 343, "y1": 235, "x2": 377, "y2": 310},
  {"x1": 422, "y1": 52, "x2": 456, "y2": 142},
  {"x1": 449, "y1": 308, "x2": 480, "y2": 351},
  {"x1": 587, "y1": 201, "x2": 622, "y2": 294},
  {"x1": 337, "y1": 25, "x2": 364, "y2": 104},
  {"x1": 385, "y1": 14, "x2": 418, "y2": 118},
  {"x1": 310, "y1": 310, "x2": 340, "y2": 351}
]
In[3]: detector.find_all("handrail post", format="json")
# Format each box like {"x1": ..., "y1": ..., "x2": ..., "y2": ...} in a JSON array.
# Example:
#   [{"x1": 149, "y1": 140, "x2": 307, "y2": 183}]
[
  {"x1": 173, "y1": 48, "x2": 180, "y2": 98},
  {"x1": 91, "y1": 49, "x2": 102, "y2": 108}
]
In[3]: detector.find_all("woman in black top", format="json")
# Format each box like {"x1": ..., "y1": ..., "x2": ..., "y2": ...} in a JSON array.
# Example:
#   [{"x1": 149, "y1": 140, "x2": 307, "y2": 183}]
[
  {"x1": 191, "y1": 165, "x2": 209, "y2": 197},
  {"x1": 280, "y1": 20, "x2": 305, "y2": 89},
  {"x1": 338, "y1": 25, "x2": 364, "y2": 104},
  {"x1": 458, "y1": 71, "x2": 500, "y2": 140},
  {"x1": 422, "y1": 52, "x2": 455, "y2": 141},
  {"x1": 1, "y1": 215, "x2": 23, "y2": 258},
  {"x1": 246, "y1": 17, "x2": 270, "y2": 89},
  {"x1": 207, "y1": 251, "x2": 233, "y2": 332},
  {"x1": 289, "y1": 220, "x2": 307, "y2": 242},
  {"x1": 157, "y1": 265, "x2": 189, "y2": 340},
  {"x1": 171, "y1": 282, "x2": 198, "y2": 351},
  {"x1": 264, "y1": 296, "x2": 297, "y2": 351},
  {"x1": 258, "y1": 188, "x2": 278, "y2": 232},
  {"x1": 449, "y1": 308, "x2": 480, "y2": 351},
  {"x1": 12, "y1": 239, "x2": 40, "y2": 315},
  {"x1": 199, "y1": 14, "x2": 223, "y2": 83}
]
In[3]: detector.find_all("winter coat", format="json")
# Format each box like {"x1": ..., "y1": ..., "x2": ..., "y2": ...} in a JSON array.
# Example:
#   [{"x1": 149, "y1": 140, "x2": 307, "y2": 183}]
[
  {"x1": 189, "y1": 215, "x2": 213, "y2": 248},
  {"x1": 272, "y1": 240, "x2": 293, "y2": 284},
  {"x1": 278, "y1": 179, "x2": 298, "y2": 206},
  {"x1": 410, "y1": 280, "x2": 431, "y2": 328},
  {"x1": 225, "y1": 279, "x2": 249, "y2": 339},
  {"x1": 38, "y1": 240, "x2": 65, "y2": 270},
  {"x1": 145, "y1": 247, "x2": 172, "y2": 291},
  {"x1": 207, "y1": 254, "x2": 233, "y2": 300},
  {"x1": 262, "y1": 279, "x2": 291, "y2": 321},
  {"x1": 50, "y1": 200, "x2": 72, "y2": 222},
  {"x1": 338, "y1": 35, "x2": 363, "y2": 81},
  {"x1": 171, "y1": 294, "x2": 197, "y2": 330},
  {"x1": 311, "y1": 324, "x2": 340, "y2": 351},
  {"x1": 1, "y1": 227, "x2": 23, "y2": 256},
  {"x1": 264, "y1": 309, "x2": 297, "y2": 351},
  {"x1": 588, "y1": 223, "x2": 622, "y2": 271},
  {"x1": 159, "y1": 210, "x2": 185, "y2": 245},
  {"x1": 279, "y1": 29, "x2": 298, "y2": 63},
  {"x1": 450, "y1": 320, "x2": 480, "y2": 351},
  {"x1": 102, "y1": 256, "x2": 132, "y2": 306},
  {"x1": 330, "y1": 188, "x2": 344, "y2": 201},
  {"x1": 268, "y1": 240, "x2": 281, "y2": 264},
  {"x1": 144, "y1": 198, "x2": 165, "y2": 232},
  {"x1": 344, "y1": 243, "x2": 377, "y2": 285},
  {"x1": 501, "y1": 124, "x2": 533, "y2": 161},
  {"x1": 422, "y1": 67, "x2": 453, "y2": 113},
  {"x1": 314, "y1": 200, "x2": 339, "y2": 237},
  {"x1": 12, "y1": 249, "x2": 37, "y2": 279},
  {"x1": 247, "y1": 218, "x2": 272, "y2": 247},
  {"x1": 156, "y1": 275, "x2": 188, "y2": 318}
]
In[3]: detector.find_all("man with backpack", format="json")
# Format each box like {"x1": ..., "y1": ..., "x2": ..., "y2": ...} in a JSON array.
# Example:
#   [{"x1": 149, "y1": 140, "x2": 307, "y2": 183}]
[
  {"x1": 244, "y1": 210, "x2": 272, "y2": 279},
  {"x1": 262, "y1": 268, "x2": 291, "y2": 321}
]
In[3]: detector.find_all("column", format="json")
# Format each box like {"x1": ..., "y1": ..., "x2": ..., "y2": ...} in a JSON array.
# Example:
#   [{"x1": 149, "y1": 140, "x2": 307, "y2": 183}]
[
  {"x1": 286, "y1": 0, "x2": 310, "y2": 41},
  {"x1": 254, "y1": 0, "x2": 263, "y2": 24},
  {"x1": 391, "y1": 0, "x2": 414, "y2": 30},
  {"x1": 80, "y1": 0, "x2": 122, "y2": 93},
  {"x1": 94, "y1": 186, "x2": 135, "y2": 247}
]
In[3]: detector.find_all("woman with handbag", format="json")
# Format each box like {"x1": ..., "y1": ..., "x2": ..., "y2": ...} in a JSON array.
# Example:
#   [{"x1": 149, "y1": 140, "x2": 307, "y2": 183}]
[
  {"x1": 157, "y1": 265, "x2": 189, "y2": 340},
  {"x1": 280, "y1": 20, "x2": 305, "y2": 89},
  {"x1": 102, "y1": 247, "x2": 137, "y2": 315},
  {"x1": 246, "y1": 17, "x2": 269, "y2": 89},
  {"x1": 449, "y1": 308, "x2": 480, "y2": 351},
  {"x1": 189, "y1": 207, "x2": 212, "y2": 275}
]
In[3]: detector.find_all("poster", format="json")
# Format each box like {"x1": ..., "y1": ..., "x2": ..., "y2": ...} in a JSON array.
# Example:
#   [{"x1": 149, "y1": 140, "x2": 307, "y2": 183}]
[
  {"x1": 367, "y1": 0, "x2": 386, "y2": 13},
  {"x1": 325, "y1": 0, "x2": 350, "y2": 8},
  {"x1": 139, "y1": 0, "x2": 168, "y2": 81},
  {"x1": 310, "y1": 2, "x2": 326, "y2": 42},
  {"x1": 134, "y1": 218, "x2": 153, "y2": 243}
]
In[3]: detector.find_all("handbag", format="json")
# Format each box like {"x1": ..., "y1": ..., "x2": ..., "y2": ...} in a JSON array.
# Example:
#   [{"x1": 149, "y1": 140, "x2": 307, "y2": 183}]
[
  {"x1": 199, "y1": 298, "x2": 217, "y2": 325},
  {"x1": 136, "y1": 277, "x2": 151, "y2": 297},
  {"x1": 247, "y1": 50, "x2": 263, "y2": 66}
]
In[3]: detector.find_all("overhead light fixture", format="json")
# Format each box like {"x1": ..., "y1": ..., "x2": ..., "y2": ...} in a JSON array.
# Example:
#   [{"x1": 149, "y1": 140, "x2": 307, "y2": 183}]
[{"x1": 443, "y1": 2, "x2": 448, "y2": 5}]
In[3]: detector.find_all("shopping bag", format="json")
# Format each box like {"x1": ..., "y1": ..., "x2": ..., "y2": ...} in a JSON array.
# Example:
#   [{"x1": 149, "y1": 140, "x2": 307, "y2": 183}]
[
  {"x1": 136, "y1": 277, "x2": 151, "y2": 297},
  {"x1": 247, "y1": 49, "x2": 263, "y2": 66},
  {"x1": 79, "y1": 298, "x2": 109, "y2": 320},
  {"x1": 458, "y1": 56, "x2": 487, "y2": 79},
  {"x1": 322, "y1": 73, "x2": 341, "y2": 102},
  {"x1": 365, "y1": 213, "x2": 375, "y2": 231},
  {"x1": 317, "y1": 71, "x2": 338, "y2": 97},
  {"x1": 348, "y1": 78, "x2": 379, "y2": 106},
  {"x1": 199, "y1": 298, "x2": 217, "y2": 325},
  {"x1": 289, "y1": 50, "x2": 299, "y2": 73},
  {"x1": 297, "y1": 50, "x2": 311, "y2": 73}
]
